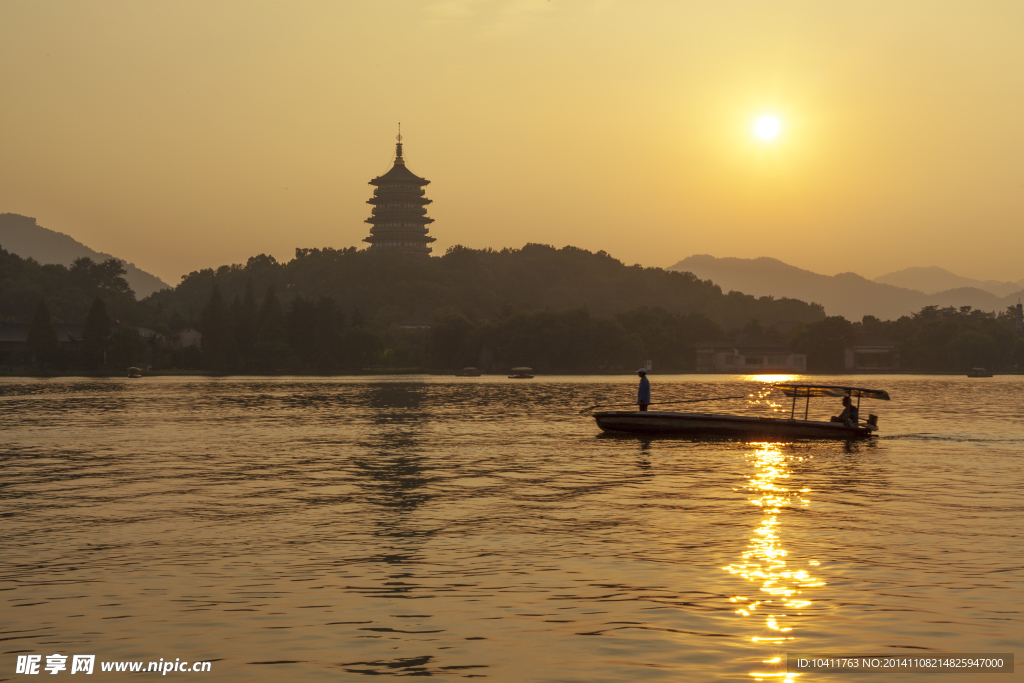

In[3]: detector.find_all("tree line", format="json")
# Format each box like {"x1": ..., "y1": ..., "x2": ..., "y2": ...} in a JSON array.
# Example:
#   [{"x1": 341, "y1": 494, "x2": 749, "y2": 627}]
[
  {"x1": 0, "y1": 246, "x2": 137, "y2": 324},
  {"x1": 3, "y1": 242, "x2": 1021, "y2": 374},
  {"x1": 793, "y1": 306, "x2": 1024, "y2": 373}
]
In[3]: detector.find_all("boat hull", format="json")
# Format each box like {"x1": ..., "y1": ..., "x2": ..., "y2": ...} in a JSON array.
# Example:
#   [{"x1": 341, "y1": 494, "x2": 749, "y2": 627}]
[{"x1": 593, "y1": 410, "x2": 873, "y2": 440}]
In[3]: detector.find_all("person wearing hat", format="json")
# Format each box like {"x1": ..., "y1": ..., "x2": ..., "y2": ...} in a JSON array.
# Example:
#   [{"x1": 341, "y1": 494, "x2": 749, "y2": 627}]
[{"x1": 636, "y1": 368, "x2": 651, "y2": 411}]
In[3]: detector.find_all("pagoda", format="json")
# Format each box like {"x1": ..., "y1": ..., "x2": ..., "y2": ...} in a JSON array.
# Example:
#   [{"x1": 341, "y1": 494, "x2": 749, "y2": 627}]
[{"x1": 363, "y1": 128, "x2": 436, "y2": 256}]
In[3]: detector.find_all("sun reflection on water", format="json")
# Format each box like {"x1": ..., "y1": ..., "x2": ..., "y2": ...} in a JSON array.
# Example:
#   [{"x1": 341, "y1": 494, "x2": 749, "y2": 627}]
[
  {"x1": 724, "y1": 443, "x2": 823, "y2": 680},
  {"x1": 746, "y1": 383, "x2": 785, "y2": 415}
]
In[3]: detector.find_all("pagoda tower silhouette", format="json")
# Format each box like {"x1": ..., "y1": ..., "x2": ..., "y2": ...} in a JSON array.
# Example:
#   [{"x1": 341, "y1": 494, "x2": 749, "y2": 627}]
[{"x1": 363, "y1": 126, "x2": 436, "y2": 256}]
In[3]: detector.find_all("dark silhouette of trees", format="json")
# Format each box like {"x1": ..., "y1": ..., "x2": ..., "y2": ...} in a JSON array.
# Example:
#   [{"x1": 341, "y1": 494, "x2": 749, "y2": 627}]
[
  {"x1": 0, "y1": 247, "x2": 137, "y2": 325},
  {"x1": 430, "y1": 314, "x2": 477, "y2": 368},
  {"x1": 82, "y1": 296, "x2": 112, "y2": 368},
  {"x1": 615, "y1": 307, "x2": 724, "y2": 371},
  {"x1": 312, "y1": 296, "x2": 344, "y2": 372},
  {"x1": 793, "y1": 316, "x2": 856, "y2": 372},
  {"x1": 287, "y1": 295, "x2": 345, "y2": 371},
  {"x1": 5, "y1": 241, "x2": 1022, "y2": 374},
  {"x1": 254, "y1": 286, "x2": 288, "y2": 371},
  {"x1": 1013, "y1": 338, "x2": 1024, "y2": 369},
  {"x1": 26, "y1": 298, "x2": 60, "y2": 369},
  {"x1": 69, "y1": 257, "x2": 134, "y2": 297},
  {"x1": 341, "y1": 328, "x2": 384, "y2": 368},
  {"x1": 199, "y1": 285, "x2": 233, "y2": 373},
  {"x1": 145, "y1": 243, "x2": 826, "y2": 336},
  {"x1": 789, "y1": 304, "x2": 1022, "y2": 373},
  {"x1": 235, "y1": 278, "x2": 258, "y2": 370},
  {"x1": 108, "y1": 324, "x2": 146, "y2": 368}
]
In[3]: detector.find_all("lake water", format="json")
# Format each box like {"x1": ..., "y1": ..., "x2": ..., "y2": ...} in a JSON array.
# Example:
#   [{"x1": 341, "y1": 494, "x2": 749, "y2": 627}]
[{"x1": 2, "y1": 375, "x2": 1021, "y2": 681}]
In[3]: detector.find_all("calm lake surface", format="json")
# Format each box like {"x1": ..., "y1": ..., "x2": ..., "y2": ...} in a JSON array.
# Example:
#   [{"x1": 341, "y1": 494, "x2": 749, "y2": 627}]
[{"x1": 2, "y1": 375, "x2": 1021, "y2": 681}]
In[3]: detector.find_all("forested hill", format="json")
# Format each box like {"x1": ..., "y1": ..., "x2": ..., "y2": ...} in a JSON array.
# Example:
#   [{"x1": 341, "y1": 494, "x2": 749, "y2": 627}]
[
  {"x1": 0, "y1": 245, "x2": 137, "y2": 324},
  {"x1": 147, "y1": 244, "x2": 825, "y2": 330},
  {"x1": 0, "y1": 213, "x2": 171, "y2": 297}
]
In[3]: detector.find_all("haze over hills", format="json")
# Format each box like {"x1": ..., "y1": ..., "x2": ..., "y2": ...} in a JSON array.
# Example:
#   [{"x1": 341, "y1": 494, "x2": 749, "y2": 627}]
[
  {"x1": 0, "y1": 213, "x2": 171, "y2": 298},
  {"x1": 669, "y1": 255, "x2": 1022, "y2": 321},
  {"x1": 873, "y1": 266, "x2": 1024, "y2": 297}
]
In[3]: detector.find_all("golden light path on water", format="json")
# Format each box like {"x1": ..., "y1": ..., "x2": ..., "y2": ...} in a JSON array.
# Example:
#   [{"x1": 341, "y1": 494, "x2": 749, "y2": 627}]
[{"x1": 725, "y1": 442, "x2": 822, "y2": 680}]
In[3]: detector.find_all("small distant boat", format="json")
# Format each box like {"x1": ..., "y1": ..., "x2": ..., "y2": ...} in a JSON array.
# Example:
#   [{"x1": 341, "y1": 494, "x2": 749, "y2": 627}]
[
  {"x1": 967, "y1": 368, "x2": 993, "y2": 377},
  {"x1": 508, "y1": 367, "x2": 534, "y2": 379},
  {"x1": 594, "y1": 384, "x2": 890, "y2": 441},
  {"x1": 456, "y1": 367, "x2": 482, "y2": 377},
  {"x1": 127, "y1": 367, "x2": 143, "y2": 378}
]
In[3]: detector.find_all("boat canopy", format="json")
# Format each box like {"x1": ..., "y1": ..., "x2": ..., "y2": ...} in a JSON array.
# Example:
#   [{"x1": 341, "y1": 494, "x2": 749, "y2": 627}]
[
  {"x1": 776, "y1": 384, "x2": 890, "y2": 401},
  {"x1": 510, "y1": 367, "x2": 533, "y2": 373}
]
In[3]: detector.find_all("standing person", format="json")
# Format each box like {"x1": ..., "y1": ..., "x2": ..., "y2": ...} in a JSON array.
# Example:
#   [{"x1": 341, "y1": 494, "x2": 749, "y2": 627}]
[{"x1": 637, "y1": 369, "x2": 651, "y2": 411}]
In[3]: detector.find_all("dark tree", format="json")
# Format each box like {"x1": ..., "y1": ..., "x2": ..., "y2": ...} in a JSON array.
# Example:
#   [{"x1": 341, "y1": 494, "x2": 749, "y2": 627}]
[
  {"x1": 108, "y1": 324, "x2": 147, "y2": 368},
  {"x1": 254, "y1": 286, "x2": 289, "y2": 371},
  {"x1": 287, "y1": 295, "x2": 318, "y2": 369},
  {"x1": 793, "y1": 316, "x2": 855, "y2": 372},
  {"x1": 26, "y1": 298, "x2": 60, "y2": 369},
  {"x1": 199, "y1": 285, "x2": 233, "y2": 372},
  {"x1": 233, "y1": 277, "x2": 258, "y2": 370},
  {"x1": 82, "y1": 296, "x2": 112, "y2": 368},
  {"x1": 167, "y1": 307, "x2": 186, "y2": 333},
  {"x1": 69, "y1": 257, "x2": 134, "y2": 297},
  {"x1": 1012, "y1": 338, "x2": 1024, "y2": 370},
  {"x1": 945, "y1": 331, "x2": 997, "y2": 369},
  {"x1": 341, "y1": 328, "x2": 384, "y2": 369},
  {"x1": 430, "y1": 314, "x2": 477, "y2": 369},
  {"x1": 313, "y1": 296, "x2": 344, "y2": 372}
]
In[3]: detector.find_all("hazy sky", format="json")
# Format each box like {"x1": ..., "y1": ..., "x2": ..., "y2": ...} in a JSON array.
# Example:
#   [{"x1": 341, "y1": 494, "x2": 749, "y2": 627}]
[{"x1": 2, "y1": 1, "x2": 1022, "y2": 284}]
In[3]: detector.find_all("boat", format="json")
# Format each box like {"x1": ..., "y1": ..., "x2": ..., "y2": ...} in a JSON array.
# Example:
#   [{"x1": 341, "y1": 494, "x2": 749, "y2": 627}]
[
  {"x1": 967, "y1": 368, "x2": 993, "y2": 377},
  {"x1": 127, "y1": 367, "x2": 143, "y2": 378},
  {"x1": 456, "y1": 367, "x2": 482, "y2": 377},
  {"x1": 593, "y1": 384, "x2": 890, "y2": 441},
  {"x1": 508, "y1": 367, "x2": 534, "y2": 379}
]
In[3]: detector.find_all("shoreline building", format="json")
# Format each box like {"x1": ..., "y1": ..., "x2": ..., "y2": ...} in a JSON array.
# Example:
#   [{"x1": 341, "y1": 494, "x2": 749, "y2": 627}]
[
  {"x1": 363, "y1": 130, "x2": 436, "y2": 256},
  {"x1": 844, "y1": 333, "x2": 900, "y2": 371},
  {"x1": 694, "y1": 334, "x2": 807, "y2": 373}
]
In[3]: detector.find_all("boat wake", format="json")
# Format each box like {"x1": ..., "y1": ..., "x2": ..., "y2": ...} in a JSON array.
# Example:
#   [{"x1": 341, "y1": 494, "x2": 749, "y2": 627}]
[{"x1": 881, "y1": 433, "x2": 1024, "y2": 444}]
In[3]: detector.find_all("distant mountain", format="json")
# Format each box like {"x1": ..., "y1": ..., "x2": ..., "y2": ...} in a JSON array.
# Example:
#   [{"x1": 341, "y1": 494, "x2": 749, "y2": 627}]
[
  {"x1": 0, "y1": 213, "x2": 170, "y2": 298},
  {"x1": 873, "y1": 266, "x2": 1024, "y2": 297},
  {"x1": 668, "y1": 255, "x2": 1020, "y2": 321}
]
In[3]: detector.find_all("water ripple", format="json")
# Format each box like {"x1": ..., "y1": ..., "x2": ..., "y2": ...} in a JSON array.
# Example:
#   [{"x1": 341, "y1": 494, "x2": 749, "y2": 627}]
[{"x1": 1, "y1": 375, "x2": 1021, "y2": 681}]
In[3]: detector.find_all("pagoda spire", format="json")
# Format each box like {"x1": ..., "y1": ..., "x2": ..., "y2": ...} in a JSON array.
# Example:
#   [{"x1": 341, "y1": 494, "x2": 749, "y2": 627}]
[{"x1": 395, "y1": 123, "x2": 404, "y2": 165}]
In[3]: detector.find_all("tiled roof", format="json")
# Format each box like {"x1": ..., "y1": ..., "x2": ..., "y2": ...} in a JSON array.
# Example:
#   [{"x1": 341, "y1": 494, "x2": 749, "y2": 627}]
[{"x1": 371, "y1": 162, "x2": 429, "y2": 186}]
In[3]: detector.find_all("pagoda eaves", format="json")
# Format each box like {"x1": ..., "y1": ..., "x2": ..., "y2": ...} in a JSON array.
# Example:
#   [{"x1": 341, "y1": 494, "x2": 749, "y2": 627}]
[{"x1": 362, "y1": 134, "x2": 436, "y2": 256}]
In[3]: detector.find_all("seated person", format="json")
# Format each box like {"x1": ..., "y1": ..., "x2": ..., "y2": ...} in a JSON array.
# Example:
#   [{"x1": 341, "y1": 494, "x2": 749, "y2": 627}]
[{"x1": 836, "y1": 396, "x2": 859, "y2": 426}]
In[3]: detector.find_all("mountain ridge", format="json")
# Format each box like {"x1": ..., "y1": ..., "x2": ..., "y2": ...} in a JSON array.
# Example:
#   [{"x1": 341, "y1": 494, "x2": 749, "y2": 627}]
[
  {"x1": 873, "y1": 265, "x2": 1024, "y2": 297},
  {"x1": 668, "y1": 255, "x2": 1020, "y2": 321},
  {"x1": 0, "y1": 213, "x2": 171, "y2": 298}
]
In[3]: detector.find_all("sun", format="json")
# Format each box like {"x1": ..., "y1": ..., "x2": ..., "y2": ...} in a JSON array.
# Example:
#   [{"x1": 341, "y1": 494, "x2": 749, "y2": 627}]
[{"x1": 754, "y1": 115, "x2": 781, "y2": 141}]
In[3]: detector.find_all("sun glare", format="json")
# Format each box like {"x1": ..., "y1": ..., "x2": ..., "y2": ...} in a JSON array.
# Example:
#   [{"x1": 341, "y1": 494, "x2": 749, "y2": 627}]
[{"x1": 754, "y1": 115, "x2": 781, "y2": 141}]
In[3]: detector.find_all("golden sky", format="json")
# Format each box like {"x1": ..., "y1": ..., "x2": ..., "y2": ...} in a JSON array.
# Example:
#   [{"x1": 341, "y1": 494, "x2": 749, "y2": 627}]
[{"x1": 2, "y1": 1, "x2": 1022, "y2": 284}]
